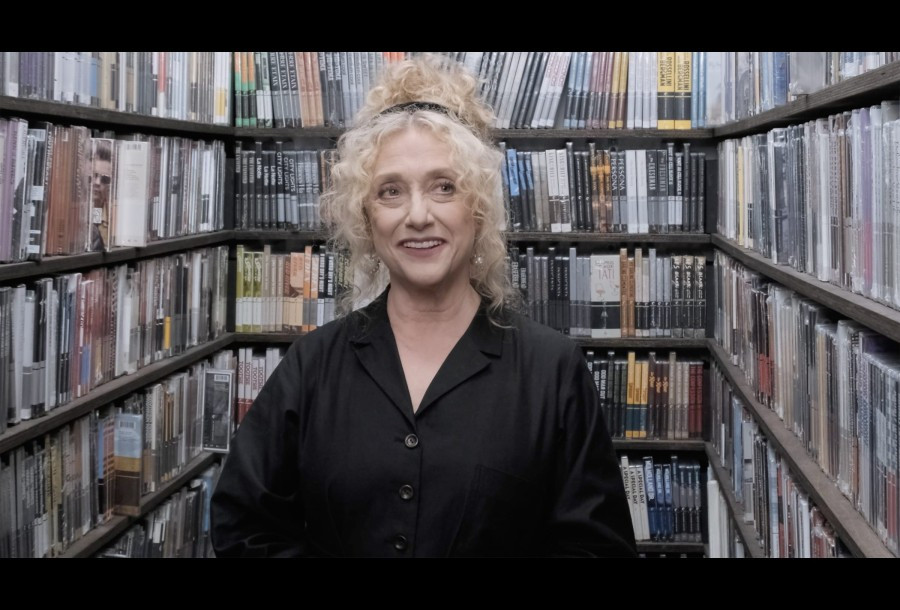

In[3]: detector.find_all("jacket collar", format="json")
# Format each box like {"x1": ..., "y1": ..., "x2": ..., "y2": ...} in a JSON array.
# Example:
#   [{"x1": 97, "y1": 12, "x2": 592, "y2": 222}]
[{"x1": 350, "y1": 286, "x2": 504, "y2": 423}]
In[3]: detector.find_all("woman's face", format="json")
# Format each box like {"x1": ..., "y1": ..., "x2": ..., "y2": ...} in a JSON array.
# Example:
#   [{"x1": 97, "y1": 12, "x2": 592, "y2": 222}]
[{"x1": 365, "y1": 127, "x2": 476, "y2": 296}]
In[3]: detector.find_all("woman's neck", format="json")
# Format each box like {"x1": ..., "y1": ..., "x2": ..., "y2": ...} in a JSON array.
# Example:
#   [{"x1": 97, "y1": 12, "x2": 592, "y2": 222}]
[{"x1": 386, "y1": 282, "x2": 481, "y2": 330}]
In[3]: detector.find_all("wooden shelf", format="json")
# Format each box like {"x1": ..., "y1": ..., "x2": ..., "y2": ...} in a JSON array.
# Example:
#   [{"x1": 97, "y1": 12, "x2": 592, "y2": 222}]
[
  {"x1": 575, "y1": 337, "x2": 707, "y2": 349},
  {"x1": 0, "y1": 334, "x2": 233, "y2": 455},
  {"x1": 233, "y1": 334, "x2": 708, "y2": 350},
  {"x1": 635, "y1": 541, "x2": 707, "y2": 554},
  {"x1": 235, "y1": 126, "x2": 343, "y2": 139},
  {"x1": 714, "y1": 61, "x2": 900, "y2": 139},
  {"x1": 228, "y1": 230, "x2": 711, "y2": 246},
  {"x1": 0, "y1": 95, "x2": 232, "y2": 136},
  {"x1": 491, "y1": 128, "x2": 715, "y2": 140},
  {"x1": 704, "y1": 441, "x2": 766, "y2": 558},
  {"x1": 233, "y1": 332, "x2": 303, "y2": 344},
  {"x1": 613, "y1": 439, "x2": 706, "y2": 451},
  {"x1": 506, "y1": 232, "x2": 710, "y2": 244},
  {"x1": 232, "y1": 230, "x2": 329, "y2": 242},
  {"x1": 60, "y1": 452, "x2": 218, "y2": 558},
  {"x1": 707, "y1": 339, "x2": 895, "y2": 558},
  {"x1": 232, "y1": 126, "x2": 715, "y2": 140},
  {"x1": 0, "y1": 231, "x2": 235, "y2": 283},
  {"x1": 713, "y1": 235, "x2": 900, "y2": 344}
]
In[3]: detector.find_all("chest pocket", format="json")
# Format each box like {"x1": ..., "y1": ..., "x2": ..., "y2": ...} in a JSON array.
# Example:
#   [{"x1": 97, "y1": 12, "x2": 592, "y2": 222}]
[{"x1": 448, "y1": 464, "x2": 543, "y2": 557}]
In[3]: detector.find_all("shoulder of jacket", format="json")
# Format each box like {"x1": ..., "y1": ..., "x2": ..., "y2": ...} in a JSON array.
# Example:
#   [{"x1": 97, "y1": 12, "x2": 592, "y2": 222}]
[{"x1": 504, "y1": 311, "x2": 579, "y2": 360}]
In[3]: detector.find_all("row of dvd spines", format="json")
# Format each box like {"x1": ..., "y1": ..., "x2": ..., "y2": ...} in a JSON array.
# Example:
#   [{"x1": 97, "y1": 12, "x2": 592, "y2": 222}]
[
  {"x1": 500, "y1": 143, "x2": 706, "y2": 234},
  {"x1": 0, "y1": 116, "x2": 226, "y2": 262},
  {"x1": 234, "y1": 244, "x2": 345, "y2": 334},
  {"x1": 233, "y1": 143, "x2": 330, "y2": 231},
  {"x1": 234, "y1": 51, "x2": 701, "y2": 130},
  {"x1": 470, "y1": 52, "x2": 700, "y2": 130},
  {"x1": 717, "y1": 102, "x2": 900, "y2": 310},
  {"x1": 713, "y1": 250, "x2": 900, "y2": 556},
  {"x1": 585, "y1": 350, "x2": 704, "y2": 441},
  {"x1": 709, "y1": 363, "x2": 851, "y2": 558},
  {"x1": 232, "y1": 51, "x2": 405, "y2": 129},
  {"x1": 0, "y1": 52, "x2": 232, "y2": 125},
  {"x1": 232, "y1": 140, "x2": 707, "y2": 236},
  {"x1": 96, "y1": 462, "x2": 220, "y2": 558},
  {"x1": 510, "y1": 247, "x2": 706, "y2": 338},
  {"x1": 0, "y1": 348, "x2": 231, "y2": 558},
  {"x1": 0, "y1": 246, "x2": 228, "y2": 434},
  {"x1": 620, "y1": 455, "x2": 703, "y2": 544}
]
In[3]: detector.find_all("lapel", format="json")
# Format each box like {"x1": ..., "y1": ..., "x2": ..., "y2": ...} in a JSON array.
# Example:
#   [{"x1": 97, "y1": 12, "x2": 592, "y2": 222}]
[
  {"x1": 350, "y1": 291, "x2": 416, "y2": 426},
  {"x1": 415, "y1": 303, "x2": 504, "y2": 417},
  {"x1": 349, "y1": 288, "x2": 505, "y2": 422}
]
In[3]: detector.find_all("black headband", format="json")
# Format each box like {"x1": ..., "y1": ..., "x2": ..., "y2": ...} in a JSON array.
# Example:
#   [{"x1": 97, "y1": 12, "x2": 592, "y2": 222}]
[
  {"x1": 378, "y1": 101, "x2": 482, "y2": 136},
  {"x1": 379, "y1": 101, "x2": 452, "y2": 116}
]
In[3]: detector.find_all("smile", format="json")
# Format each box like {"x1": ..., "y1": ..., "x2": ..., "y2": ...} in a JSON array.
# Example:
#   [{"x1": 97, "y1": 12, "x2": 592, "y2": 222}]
[{"x1": 401, "y1": 240, "x2": 444, "y2": 249}]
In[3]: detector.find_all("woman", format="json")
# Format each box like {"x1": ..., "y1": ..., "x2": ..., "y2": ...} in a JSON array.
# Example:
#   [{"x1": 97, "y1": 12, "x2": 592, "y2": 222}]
[{"x1": 210, "y1": 55, "x2": 636, "y2": 557}]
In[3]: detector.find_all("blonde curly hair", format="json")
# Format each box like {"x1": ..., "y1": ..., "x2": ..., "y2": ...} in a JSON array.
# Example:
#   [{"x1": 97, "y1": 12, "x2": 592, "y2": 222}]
[{"x1": 320, "y1": 54, "x2": 519, "y2": 322}]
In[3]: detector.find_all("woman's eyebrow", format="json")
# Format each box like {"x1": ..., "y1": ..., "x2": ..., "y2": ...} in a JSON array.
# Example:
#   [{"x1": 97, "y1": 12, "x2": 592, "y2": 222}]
[{"x1": 372, "y1": 168, "x2": 458, "y2": 182}]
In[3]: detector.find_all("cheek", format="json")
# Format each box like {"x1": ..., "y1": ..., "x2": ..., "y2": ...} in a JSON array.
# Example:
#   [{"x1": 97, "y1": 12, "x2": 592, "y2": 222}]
[{"x1": 366, "y1": 207, "x2": 399, "y2": 245}]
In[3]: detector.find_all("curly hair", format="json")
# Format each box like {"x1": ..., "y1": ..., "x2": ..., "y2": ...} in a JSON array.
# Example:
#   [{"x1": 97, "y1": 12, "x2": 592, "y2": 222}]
[{"x1": 320, "y1": 54, "x2": 519, "y2": 323}]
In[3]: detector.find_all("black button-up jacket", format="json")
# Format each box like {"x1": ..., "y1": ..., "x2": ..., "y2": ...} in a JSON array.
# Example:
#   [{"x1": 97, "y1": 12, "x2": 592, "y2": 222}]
[{"x1": 210, "y1": 290, "x2": 636, "y2": 557}]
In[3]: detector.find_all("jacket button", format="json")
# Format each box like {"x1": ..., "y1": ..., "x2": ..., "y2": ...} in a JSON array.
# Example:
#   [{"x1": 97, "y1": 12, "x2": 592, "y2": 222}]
[
  {"x1": 399, "y1": 485, "x2": 414, "y2": 500},
  {"x1": 394, "y1": 534, "x2": 408, "y2": 551},
  {"x1": 404, "y1": 434, "x2": 419, "y2": 448}
]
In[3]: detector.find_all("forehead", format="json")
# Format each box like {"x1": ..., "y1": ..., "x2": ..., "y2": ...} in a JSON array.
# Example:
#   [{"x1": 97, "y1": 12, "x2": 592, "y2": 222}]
[{"x1": 372, "y1": 127, "x2": 456, "y2": 175}]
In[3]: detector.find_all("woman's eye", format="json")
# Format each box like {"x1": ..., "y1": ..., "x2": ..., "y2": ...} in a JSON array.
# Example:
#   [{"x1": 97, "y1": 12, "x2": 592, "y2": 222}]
[
  {"x1": 378, "y1": 186, "x2": 400, "y2": 198},
  {"x1": 436, "y1": 181, "x2": 455, "y2": 194}
]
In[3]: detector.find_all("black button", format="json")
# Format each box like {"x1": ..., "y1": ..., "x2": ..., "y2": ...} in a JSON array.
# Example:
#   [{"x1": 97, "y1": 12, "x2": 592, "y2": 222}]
[
  {"x1": 404, "y1": 434, "x2": 419, "y2": 448},
  {"x1": 394, "y1": 534, "x2": 408, "y2": 551},
  {"x1": 399, "y1": 485, "x2": 414, "y2": 500}
]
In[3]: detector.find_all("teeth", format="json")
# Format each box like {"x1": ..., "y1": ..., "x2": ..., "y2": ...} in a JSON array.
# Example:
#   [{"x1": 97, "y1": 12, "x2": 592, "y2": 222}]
[{"x1": 403, "y1": 240, "x2": 442, "y2": 249}]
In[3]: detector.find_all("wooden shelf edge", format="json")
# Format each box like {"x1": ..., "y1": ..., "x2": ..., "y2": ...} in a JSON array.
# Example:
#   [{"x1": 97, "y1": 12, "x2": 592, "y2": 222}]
[
  {"x1": 228, "y1": 231, "x2": 711, "y2": 245},
  {"x1": 506, "y1": 232, "x2": 710, "y2": 244},
  {"x1": 491, "y1": 128, "x2": 715, "y2": 139},
  {"x1": 0, "y1": 231, "x2": 234, "y2": 283},
  {"x1": 576, "y1": 338, "x2": 708, "y2": 349},
  {"x1": 232, "y1": 332, "x2": 303, "y2": 344},
  {"x1": 0, "y1": 95, "x2": 232, "y2": 136},
  {"x1": 613, "y1": 439, "x2": 706, "y2": 451},
  {"x1": 707, "y1": 339, "x2": 895, "y2": 558},
  {"x1": 232, "y1": 126, "x2": 715, "y2": 140},
  {"x1": 232, "y1": 231, "x2": 329, "y2": 242},
  {"x1": 635, "y1": 541, "x2": 707, "y2": 554}
]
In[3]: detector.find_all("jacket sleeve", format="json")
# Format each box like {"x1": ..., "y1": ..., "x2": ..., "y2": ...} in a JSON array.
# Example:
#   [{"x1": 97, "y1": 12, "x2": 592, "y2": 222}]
[
  {"x1": 545, "y1": 345, "x2": 638, "y2": 557},
  {"x1": 210, "y1": 343, "x2": 307, "y2": 557}
]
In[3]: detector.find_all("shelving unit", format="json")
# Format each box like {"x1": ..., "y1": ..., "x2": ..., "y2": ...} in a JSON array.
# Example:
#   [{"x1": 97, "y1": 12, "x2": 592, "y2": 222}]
[
  {"x1": 703, "y1": 61, "x2": 900, "y2": 558},
  {"x1": 0, "y1": 81, "x2": 234, "y2": 559}
]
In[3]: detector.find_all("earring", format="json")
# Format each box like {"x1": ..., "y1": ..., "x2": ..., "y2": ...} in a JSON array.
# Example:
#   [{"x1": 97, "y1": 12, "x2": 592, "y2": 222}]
[
  {"x1": 364, "y1": 252, "x2": 382, "y2": 275},
  {"x1": 471, "y1": 252, "x2": 484, "y2": 266}
]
